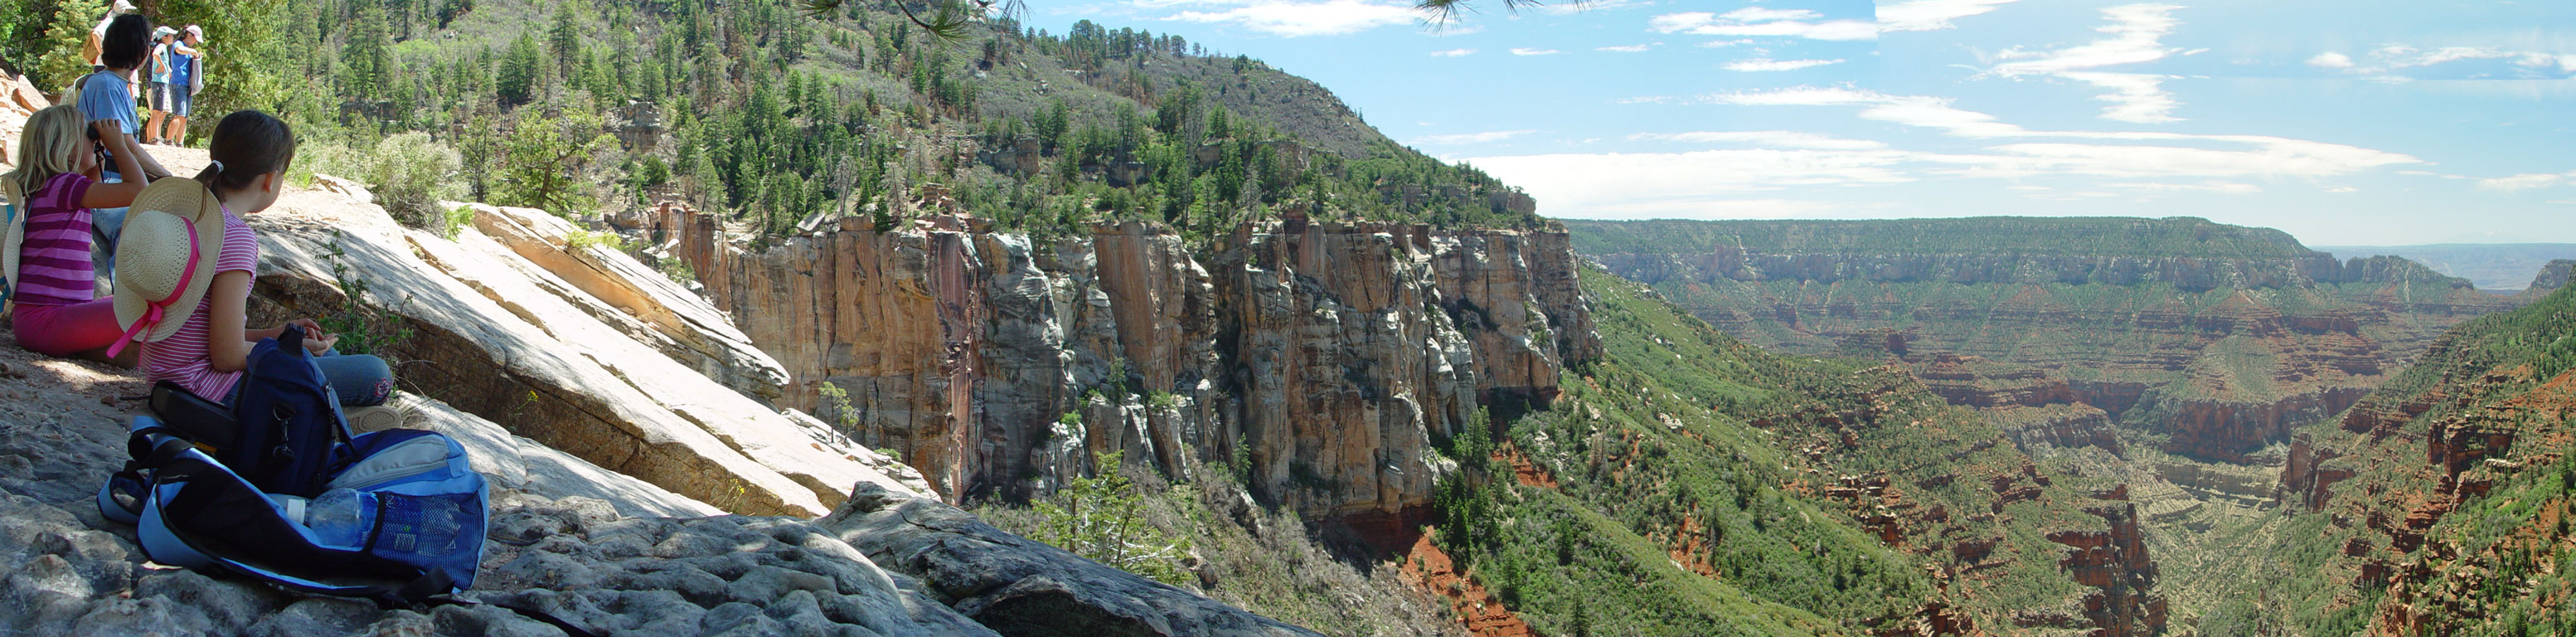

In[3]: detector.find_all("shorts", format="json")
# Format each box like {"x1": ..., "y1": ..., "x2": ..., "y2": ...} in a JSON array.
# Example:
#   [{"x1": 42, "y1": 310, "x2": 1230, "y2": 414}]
[
  {"x1": 144, "y1": 81, "x2": 169, "y2": 112},
  {"x1": 167, "y1": 88, "x2": 192, "y2": 118},
  {"x1": 10, "y1": 298, "x2": 122, "y2": 357}
]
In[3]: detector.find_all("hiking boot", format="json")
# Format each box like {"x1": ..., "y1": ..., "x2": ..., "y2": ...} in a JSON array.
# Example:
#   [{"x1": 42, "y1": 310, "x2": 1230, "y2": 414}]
[{"x1": 345, "y1": 405, "x2": 405, "y2": 433}]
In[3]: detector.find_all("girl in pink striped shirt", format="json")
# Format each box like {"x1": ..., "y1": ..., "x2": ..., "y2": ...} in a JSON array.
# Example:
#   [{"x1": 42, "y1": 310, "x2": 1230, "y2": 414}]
[
  {"x1": 7, "y1": 105, "x2": 148, "y2": 363},
  {"x1": 141, "y1": 110, "x2": 394, "y2": 409}
]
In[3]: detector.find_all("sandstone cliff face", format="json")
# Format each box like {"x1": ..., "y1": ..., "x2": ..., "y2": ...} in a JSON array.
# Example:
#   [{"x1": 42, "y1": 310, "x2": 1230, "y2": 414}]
[
  {"x1": 661, "y1": 206, "x2": 1598, "y2": 523},
  {"x1": 2046, "y1": 489, "x2": 2169, "y2": 637}
]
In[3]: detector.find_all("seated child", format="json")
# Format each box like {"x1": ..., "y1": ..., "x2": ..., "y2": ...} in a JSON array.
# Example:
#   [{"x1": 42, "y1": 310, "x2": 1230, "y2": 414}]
[
  {"x1": 113, "y1": 110, "x2": 401, "y2": 430},
  {"x1": 5, "y1": 105, "x2": 148, "y2": 365}
]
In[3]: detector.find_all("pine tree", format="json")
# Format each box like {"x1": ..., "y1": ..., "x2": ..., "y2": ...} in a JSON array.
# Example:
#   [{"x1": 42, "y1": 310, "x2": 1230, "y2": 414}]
[
  {"x1": 494, "y1": 32, "x2": 541, "y2": 106},
  {"x1": 1029, "y1": 455, "x2": 1191, "y2": 586},
  {"x1": 547, "y1": 2, "x2": 579, "y2": 76},
  {"x1": 496, "y1": 102, "x2": 611, "y2": 216},
  {"x1": 342, "y1": 0, "x2": 396, "y2": 101},
  {"x1": 36, "y1": 0, "x2": 104, "y2": 91}
]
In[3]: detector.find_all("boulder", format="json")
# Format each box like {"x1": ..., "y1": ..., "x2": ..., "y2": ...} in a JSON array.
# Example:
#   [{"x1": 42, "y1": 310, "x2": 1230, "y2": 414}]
[{"x1": 822, "y1": 483, "x2": 1326, "y2": 637}]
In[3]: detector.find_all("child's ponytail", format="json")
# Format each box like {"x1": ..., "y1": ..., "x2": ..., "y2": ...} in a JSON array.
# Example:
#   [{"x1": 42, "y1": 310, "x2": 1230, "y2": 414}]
[{"x1": 194, "y1": 110, "x2": 297, "y2": 200}]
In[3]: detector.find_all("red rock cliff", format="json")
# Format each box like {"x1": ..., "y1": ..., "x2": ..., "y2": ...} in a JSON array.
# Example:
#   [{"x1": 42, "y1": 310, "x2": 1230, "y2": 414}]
[{"x1": 660, "y1": 206, "x2": 1598, "y2": 523}]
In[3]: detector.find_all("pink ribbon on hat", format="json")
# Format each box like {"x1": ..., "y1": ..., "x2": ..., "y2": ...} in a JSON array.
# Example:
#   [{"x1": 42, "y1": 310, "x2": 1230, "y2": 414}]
[{"x1": 104, "y1": 221, "x2": 201, "y2": 358}]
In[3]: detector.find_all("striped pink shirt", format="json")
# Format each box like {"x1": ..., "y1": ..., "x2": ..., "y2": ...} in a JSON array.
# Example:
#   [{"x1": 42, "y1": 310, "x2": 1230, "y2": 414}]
[
  {"x1": 12, "y1": 173, "x2": 99, "y2": 306},
  {"x1": 143, "y1": 206, "x2": 259, "y2": 401}
]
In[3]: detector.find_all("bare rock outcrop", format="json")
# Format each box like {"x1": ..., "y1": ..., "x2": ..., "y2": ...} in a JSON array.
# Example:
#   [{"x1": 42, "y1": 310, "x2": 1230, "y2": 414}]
[
  {"x1": 466, "y1": 202, "x2": 792, "y2": 401},
  {"x1": 2046, "y1": 489, "x2": 2169, "y2": 637},
  {"x1": 252, "y1": 188, "x2": 927, "y2": 517},
  {"x1": 664, "y1": 204, "x2": 1600, "y2": 528},
  {"x1": 822, "y1": 483, "x2": 1324, "y2": 637},
  {"x1": 2525, "y1": 259, "x2": 2574, "y2": 294}
]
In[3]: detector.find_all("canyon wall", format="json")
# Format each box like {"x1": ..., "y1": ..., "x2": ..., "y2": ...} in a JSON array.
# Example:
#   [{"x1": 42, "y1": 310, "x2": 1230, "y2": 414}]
[
  {"x1": 649, "y1": 207, "x2": 1598, "y2": 523},
  {"x1": 1570, "y1": 218, "x2": 2525, "y2": 463}
]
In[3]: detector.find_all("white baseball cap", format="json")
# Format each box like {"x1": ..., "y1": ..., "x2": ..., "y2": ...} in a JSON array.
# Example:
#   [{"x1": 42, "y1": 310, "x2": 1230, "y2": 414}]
[
  {"x1": 112, "y1": 0, "x2": 134, "y2": 12},
  {"x1": 183, "y1": 25, "x2": 203, "y2": 40}
]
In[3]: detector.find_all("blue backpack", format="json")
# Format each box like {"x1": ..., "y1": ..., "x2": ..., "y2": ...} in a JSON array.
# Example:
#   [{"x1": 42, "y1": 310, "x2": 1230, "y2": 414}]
[
  {"x1": 99, "y1": 325, "x2": 492, "y2": 606},
  {"x1": 227, "y1": 323, "x2": 365, "y2": 496}
]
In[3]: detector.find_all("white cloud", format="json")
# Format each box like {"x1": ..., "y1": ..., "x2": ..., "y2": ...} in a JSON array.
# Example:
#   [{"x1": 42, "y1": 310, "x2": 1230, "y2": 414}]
[
  {"x1": 2402, "y1": 46, "x2": 2513, "y2": 68},
  {"x1": 1725, "y1": 58, "x2": 1846, "y2": 71},
  {"x1": 1632, "y1": 130, "x2": 1891, "y2": 150},
  {"x1": 1413, "y1": 129, "x2": 1537, "y2": 145},
  {"x1": 1983, "y1": 3, "x2": 2188, "y2": 123},
  {"x1": 2478, "y1": 172, "x2": 2576, "y2": 192},
  {"x1": 2103, "y1": 181, "x2": 2263, "y2": 195},
  {"x1": 1649, "y1": 7, "x2": 1880, "y2": 41},
  {"x1": 1597, "y1": 44, "x2": 1653, "y2": 53},
  {"x1": 1511, "y1": 47, "x2": 1562, "y2": 56},
  {"x1": 1691, "y1": 86, "x2": 2420, "y2": 180},
  {"x1": 1430, "y1": 48, "x2": 1477, "y2": 57},
  {"x1": 2312, "y1": 43, "x2": 2576, "y2": 80},
  {"x1": 2057, "y1": 71, "x2": 2180, "y2": 124},
  {"x1": 1166, "y1": 0, "x2": 1414, "y2": 37},
  {"x1": 1539, "y1": 0, "x2": 1648, "y2": 14},
  {"x1": 1720, "y1": 7, "x2": 1822, "y2": 22},
  {"x1": 1879, "y1": 0, "x2": 2019, "y2": 32}
]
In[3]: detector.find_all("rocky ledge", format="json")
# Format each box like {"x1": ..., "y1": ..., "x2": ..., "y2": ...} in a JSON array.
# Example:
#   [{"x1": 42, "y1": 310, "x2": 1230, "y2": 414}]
[{"x1": 0, "y1": 161, "x2": 1324, "y2": 635}]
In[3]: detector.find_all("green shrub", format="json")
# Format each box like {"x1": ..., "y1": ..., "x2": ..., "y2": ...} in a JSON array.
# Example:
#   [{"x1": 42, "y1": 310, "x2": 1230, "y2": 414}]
[
  {"x1": 365, "y1": 133, "x2": 463, "y2": 230},
  {"x1": 565, "y1": 229, "x2": 628, "y2": 252},
  {"x1": 1029, "y1": 455, "x2": 1192, "y2": 586},
  {"x1": 291, "y1": 142, "x2": 368, "y2": 191},
  {"x1": 316, "y1": 231, "x2": 415, "y2": 360},
  {"x1": 439, "y1": 205, "x2": 477, "y2": 241}
]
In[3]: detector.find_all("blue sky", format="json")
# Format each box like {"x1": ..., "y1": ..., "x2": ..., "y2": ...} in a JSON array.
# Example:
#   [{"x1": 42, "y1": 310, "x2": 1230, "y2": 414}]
[{"x1": 1031, "y1": 0, "x2": 2576, "y2": 246}]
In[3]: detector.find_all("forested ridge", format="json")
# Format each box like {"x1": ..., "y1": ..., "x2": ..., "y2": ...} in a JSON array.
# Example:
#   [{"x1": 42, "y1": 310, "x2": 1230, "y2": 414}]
[{"x1": 0, "y1": 0, "x2": 1540, "y2": 242}]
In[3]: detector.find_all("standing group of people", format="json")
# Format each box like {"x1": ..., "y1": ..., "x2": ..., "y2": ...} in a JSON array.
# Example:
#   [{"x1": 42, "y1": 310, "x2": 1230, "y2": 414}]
[
  {"x1": 7, "y1": 11, "x2": 401, "y2": 427},
  {"x1": 85, "y1": 0, "x2": 202, "y2": 147}
]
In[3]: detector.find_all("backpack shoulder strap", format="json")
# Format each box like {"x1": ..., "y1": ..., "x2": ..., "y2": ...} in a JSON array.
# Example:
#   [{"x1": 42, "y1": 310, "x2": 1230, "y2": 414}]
[{"x1": 2, "y1": 178, "x2": 18, "y2": 307}]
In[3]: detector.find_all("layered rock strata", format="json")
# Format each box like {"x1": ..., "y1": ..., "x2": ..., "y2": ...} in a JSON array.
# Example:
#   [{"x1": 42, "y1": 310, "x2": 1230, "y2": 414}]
[
  {"x1": 1571, "y1": 217, "x2": 2525, "y2": 463},
  {"x1": 2047, "y1": 488, "x2": 2170, "y2": 637},
  {"x1": 661, "y1": 204, "x2": 1599, "y2": 523}
]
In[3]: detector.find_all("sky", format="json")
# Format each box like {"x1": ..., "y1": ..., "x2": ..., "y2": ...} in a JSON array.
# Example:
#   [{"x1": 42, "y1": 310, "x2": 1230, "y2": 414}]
[{"x1": 1029, "y1": 0, "x2": 2576, "y2": 246}]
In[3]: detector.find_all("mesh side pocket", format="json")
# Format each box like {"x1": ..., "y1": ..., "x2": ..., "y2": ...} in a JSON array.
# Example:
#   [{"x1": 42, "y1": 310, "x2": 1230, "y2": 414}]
[{"x1": 369, "y1": 490, "x2": 486, "y2": 589}]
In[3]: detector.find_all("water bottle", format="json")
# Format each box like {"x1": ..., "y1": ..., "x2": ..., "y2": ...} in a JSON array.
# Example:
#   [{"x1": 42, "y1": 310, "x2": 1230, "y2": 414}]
[{"x1": 303, "y1": 489, "x2": 378, "y2": 549}]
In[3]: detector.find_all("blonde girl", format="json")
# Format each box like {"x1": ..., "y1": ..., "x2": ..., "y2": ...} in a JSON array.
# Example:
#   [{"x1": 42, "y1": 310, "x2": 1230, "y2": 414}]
[{"x1": 6, "y1": 105, "x2": 148, "y2": 363}]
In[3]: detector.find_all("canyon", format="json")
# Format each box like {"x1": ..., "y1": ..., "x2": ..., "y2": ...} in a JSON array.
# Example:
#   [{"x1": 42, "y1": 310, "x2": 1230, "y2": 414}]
[
  {"x1": 1572, "y1": 216, "x2": 2526, "y2": 464},
  {"x1": 638, "y1": 202, "x2": 1598, "y2": 534},
  {"x1": 1568, "y1": 216, "x2": 2559, "y2": 630}
]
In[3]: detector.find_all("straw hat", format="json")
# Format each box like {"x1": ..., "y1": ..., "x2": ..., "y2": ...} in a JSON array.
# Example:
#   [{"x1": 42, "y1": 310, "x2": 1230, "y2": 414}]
[
  {"x1": 109, "y1": 179, "x2": 226, "y2": 351},
  {"x1": 0, "y1": 178, "x2": 24, "y2": 307}
]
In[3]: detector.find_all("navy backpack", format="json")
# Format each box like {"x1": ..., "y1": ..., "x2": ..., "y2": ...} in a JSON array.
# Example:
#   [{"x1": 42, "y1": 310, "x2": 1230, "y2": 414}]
[{"x1": 99, "y1": 325, "x2": 491, "y2": 606}]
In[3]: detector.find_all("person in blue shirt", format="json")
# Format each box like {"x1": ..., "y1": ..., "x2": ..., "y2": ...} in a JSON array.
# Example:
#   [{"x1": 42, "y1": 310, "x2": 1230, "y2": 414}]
[
  {"x1": 77, "y1": 13, "x2": 175, "y2": 282},
  {"x1": 160, "y1": 25, "x2": 207, "y2": 148},
  {"x1": 143, "y1": 26, "x2": 175, "y2": 145}
]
